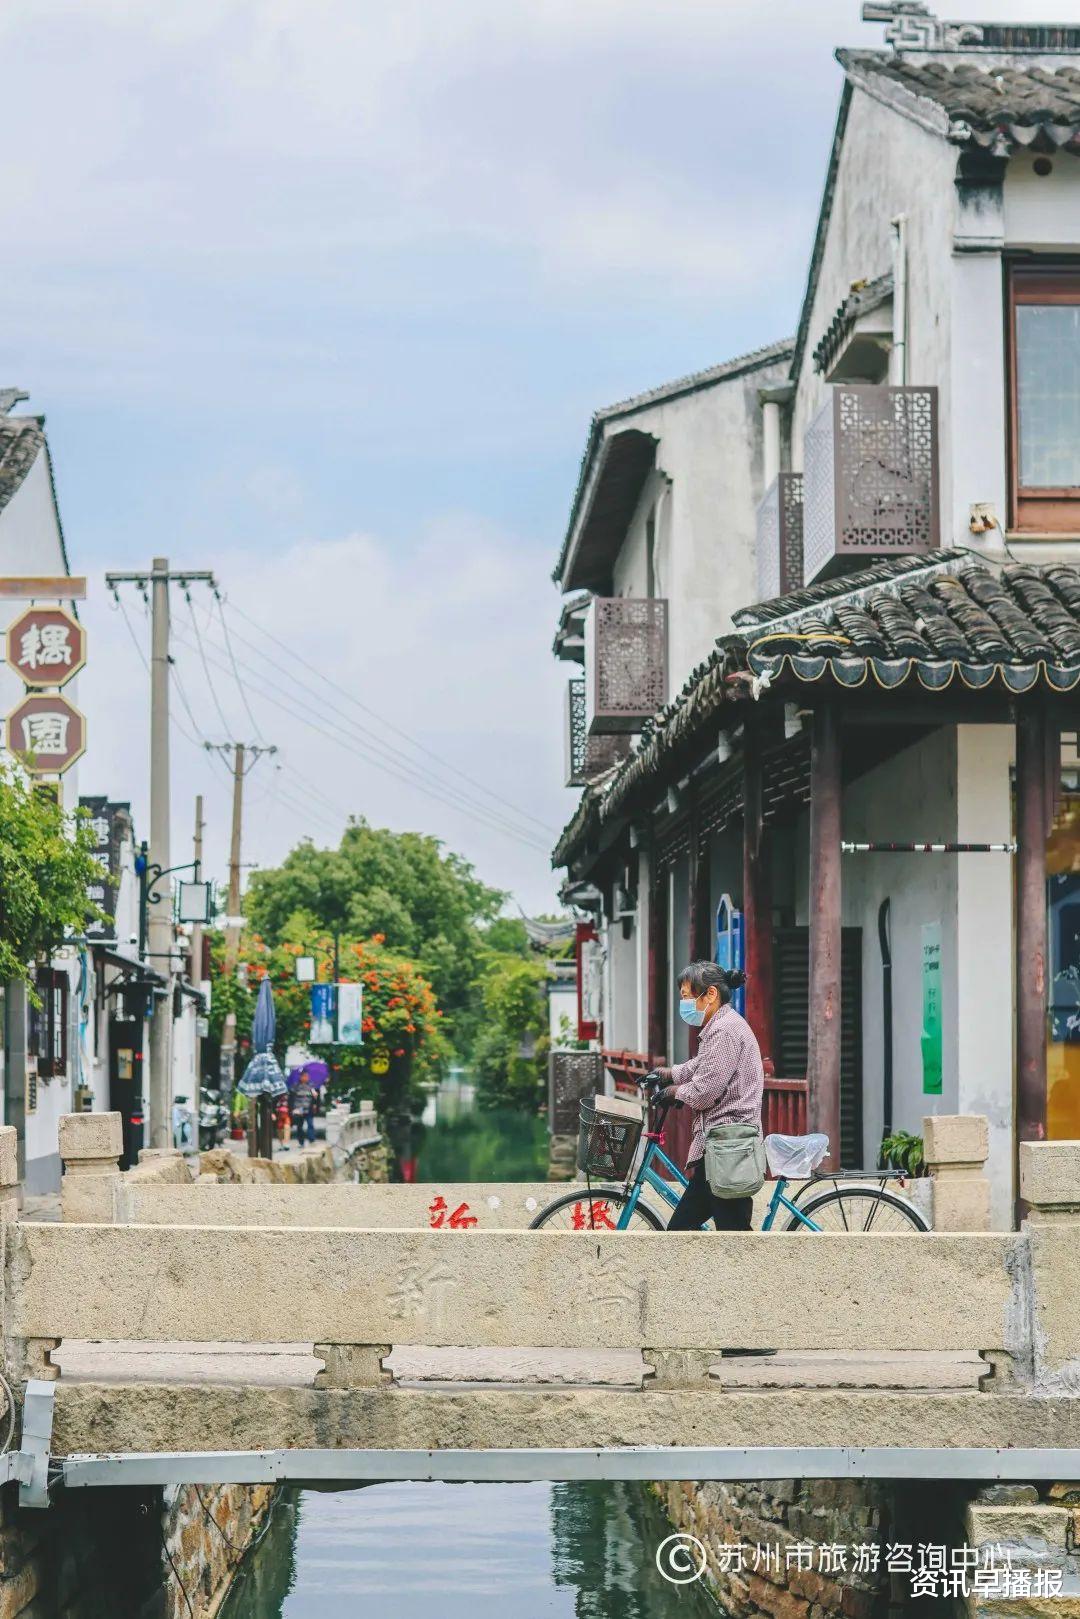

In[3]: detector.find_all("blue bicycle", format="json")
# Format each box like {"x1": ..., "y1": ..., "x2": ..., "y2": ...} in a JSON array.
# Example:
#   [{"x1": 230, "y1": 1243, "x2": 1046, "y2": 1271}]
[{"x1": 530, "y1": 1080, "x2": 927, "y2": 1233}]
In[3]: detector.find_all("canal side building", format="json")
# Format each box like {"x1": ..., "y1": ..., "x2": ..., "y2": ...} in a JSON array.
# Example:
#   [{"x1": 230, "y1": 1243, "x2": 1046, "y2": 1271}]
[{"x1": 552, "y1": 6, "x2": 1080, "y2": 1227}]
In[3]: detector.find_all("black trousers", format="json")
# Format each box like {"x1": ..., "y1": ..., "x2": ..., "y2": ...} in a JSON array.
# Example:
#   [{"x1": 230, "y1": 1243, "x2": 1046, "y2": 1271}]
[{"x1": 667, "y1": 1158, "x2": 754, "y2": 1231}]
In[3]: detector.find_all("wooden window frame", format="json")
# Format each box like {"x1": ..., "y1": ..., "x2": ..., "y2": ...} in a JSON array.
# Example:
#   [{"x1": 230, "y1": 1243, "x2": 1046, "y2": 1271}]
[
  {"x1": 32, "y1": 967, "x2": 69, "y2": 1081},
  {"x1": 1008, "y1": 261, "x2": 1080, "y2": 534}
]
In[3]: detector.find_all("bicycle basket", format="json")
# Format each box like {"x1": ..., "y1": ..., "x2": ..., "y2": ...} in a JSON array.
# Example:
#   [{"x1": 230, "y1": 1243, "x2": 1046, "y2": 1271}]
[{"x1": 577, "y1": 1095, "x2": 643, "y2": 1179}]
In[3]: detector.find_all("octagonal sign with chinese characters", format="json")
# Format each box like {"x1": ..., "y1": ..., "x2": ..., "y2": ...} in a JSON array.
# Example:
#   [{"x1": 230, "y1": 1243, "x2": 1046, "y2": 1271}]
[
  {"x1": 5, "y1": 693, "x2": 86, "y2": 775},
  {"x1": 6, "y1": 605, "x2": 86, "y2": 689}
]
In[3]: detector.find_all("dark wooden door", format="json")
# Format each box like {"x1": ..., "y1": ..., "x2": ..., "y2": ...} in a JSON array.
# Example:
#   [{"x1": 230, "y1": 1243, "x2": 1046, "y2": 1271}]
[{"x1": 773, "y1": 927, "x2": 864, "y2": 1168}]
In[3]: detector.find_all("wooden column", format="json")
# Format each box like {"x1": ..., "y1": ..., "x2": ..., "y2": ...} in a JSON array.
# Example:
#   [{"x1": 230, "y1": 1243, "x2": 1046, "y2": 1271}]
[
  {"x1": 809, "y1": 702, "x2": 842, "y2": 1170},
  {"x1": 647, "y1": 853, "x2": 669, "y2": 1064},
  {"x1": 1016, "y1": 704, "x2": 1048, "y2": 1184},
  {"x1": 743, "y1": 717, "x2": 775, "y2": 1064}
]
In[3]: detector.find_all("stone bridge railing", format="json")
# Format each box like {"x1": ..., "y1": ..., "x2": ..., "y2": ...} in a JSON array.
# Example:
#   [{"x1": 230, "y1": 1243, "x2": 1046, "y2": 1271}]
[
  {"x1": 4, "y1": 1113, "x2": 1079, "y2": 1394},
  {"x1": 57, "y1": 1111, "x2": 996, "y2": 1232}
]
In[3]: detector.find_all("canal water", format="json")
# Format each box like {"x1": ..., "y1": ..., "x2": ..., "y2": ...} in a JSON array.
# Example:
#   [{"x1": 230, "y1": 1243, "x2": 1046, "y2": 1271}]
[{"x1": 221, "y1": 1479, "x2": 722, "y2": 1617}]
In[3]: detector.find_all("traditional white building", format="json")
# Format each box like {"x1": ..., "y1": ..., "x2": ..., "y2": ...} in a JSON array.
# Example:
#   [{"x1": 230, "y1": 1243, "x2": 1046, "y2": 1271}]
[
  {"x1": 552, "y1": 6, "x2": 1080, "y2": 1227},
  {"x1": 0, "y1": 394, "x2": 202, "y2": 1189}
]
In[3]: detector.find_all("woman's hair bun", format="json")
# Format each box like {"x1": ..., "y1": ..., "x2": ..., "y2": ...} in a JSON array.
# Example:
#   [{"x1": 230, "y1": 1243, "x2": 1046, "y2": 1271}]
[{"x1": 724, "y1": 968, "x2": 747, "y2": 991}]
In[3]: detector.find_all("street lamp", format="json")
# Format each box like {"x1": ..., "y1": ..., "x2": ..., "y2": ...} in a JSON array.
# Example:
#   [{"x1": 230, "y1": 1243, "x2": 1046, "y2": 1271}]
[{"x1": 135, "y1": 841, "x2": 213, "y2": 962}]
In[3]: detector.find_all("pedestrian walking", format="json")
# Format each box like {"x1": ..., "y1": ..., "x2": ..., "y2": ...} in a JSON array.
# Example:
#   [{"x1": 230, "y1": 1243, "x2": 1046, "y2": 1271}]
[
  {"x1": 290, "y1": 1070, "x2": 316, "y2": 1145},
  {"x1": 275, "y1": 1093, "x2": 292, "y2": 1145},
  {"x1": 653, "y1": 962, "x2": 765, "y2": 1232}
]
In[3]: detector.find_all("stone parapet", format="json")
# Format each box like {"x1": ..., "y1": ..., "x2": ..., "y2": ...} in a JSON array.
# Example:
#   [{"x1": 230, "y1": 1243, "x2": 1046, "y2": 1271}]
[
  {"x1": 924, "y1": 1113, "x2": 991, "y2": 1231},
  {"x1": 59, "y1": 1113, "x2": 123, "y2": 1224},
  {"x1": 1021, "y1": 1140, "x2": 1080, "y2": 1223}
]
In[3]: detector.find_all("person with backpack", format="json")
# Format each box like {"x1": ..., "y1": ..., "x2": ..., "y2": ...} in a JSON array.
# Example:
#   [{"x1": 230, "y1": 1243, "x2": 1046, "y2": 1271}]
[{"x1": 290, "y1": 1071, "x2": 317, "y2": 1145}]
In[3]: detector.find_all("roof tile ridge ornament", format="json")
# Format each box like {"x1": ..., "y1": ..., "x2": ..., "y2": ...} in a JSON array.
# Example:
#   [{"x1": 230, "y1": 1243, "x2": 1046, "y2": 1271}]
[{"x1": 861, "y1": 3, "x2": 984, "y2": 54}]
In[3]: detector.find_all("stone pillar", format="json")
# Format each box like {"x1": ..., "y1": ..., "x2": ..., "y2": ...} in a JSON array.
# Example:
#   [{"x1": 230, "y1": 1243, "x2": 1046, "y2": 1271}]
[
  {"x1": 923, "y1": 1114, "x2": 991, "y2": 1231},
  {"x1": 809, "y1": 702, "x2": 842, "y2": 1170},
  {"x1": 1020, "y1": 1141, "x2": 1080, "y2": 1390},
  {"x1": 59, "y1": 1112, "x2": 123, "y2": 1223},
  {"x1": 0, "y1": 1125, "x2": 18, "y2": 1225}
]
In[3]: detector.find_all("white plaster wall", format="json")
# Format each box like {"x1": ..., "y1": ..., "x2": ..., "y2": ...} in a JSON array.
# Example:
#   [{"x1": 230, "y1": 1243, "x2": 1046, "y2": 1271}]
[
  {"x1": 792, "y1": 91, "x2": 957, "y2": 459},
  {"x1": 548, "y1": 986, "x2": 577, "y2": 1047},
  {"x1": 605, "y1": 916, "x2": 639, "y2": 1051},
  {"x1": 635, "y1": 848, "x2": 650, "y2": 1054},
  {"x1": 1005, "y1": 152, "x2": 1080, "y2": 247},
  {"x1": 669, "y1": 856, "x2": 691, "y2": 1064},
  {"x1": 954, "y1": 724, "x2": 1014, "y2": 1229},
  {"x1": 608, "y1": 350, "x2": 789, "y2": 705},
  {"x1": 794, "y1": 729, "x2": 960, "y2": 1169}
]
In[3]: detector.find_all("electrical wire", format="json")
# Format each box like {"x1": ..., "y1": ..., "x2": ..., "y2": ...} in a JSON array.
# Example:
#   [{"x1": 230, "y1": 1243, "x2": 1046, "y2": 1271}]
[
  {"x1": 223, "y1": 596, "x2": 558, "y2": 837},
  {"x1": 185, "y1": 589, "x2": 234, "y2": 737},
  {"x1": 170, "y1": 626, "x2": 552, "y2": 854},
  {"x1": 111, "y1": 590, "x2": 149, "y2": 671},
  {"x1": 191, "y1": 618, "x2": 554, "y2": 849},
  {"x1": 214, "y1": 587, "x2": 265, "y2": 743}
]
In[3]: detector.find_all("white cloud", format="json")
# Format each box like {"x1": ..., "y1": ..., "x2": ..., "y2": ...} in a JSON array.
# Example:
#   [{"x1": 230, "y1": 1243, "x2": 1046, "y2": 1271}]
[{"x1": 79, "y1": 517, "x2": 573, "y2": 912}]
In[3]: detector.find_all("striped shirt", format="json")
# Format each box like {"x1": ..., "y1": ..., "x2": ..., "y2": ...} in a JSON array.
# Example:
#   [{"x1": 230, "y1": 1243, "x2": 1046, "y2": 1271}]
[{"x1": 669, "y1": 1003, "x2": 765, "y2": 1166}]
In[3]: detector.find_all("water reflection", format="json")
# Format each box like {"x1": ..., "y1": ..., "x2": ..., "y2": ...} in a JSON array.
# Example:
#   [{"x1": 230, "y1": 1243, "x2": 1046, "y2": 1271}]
[{"x1": 222, "y1": 1480, "x2": 722, "y2": 1618}]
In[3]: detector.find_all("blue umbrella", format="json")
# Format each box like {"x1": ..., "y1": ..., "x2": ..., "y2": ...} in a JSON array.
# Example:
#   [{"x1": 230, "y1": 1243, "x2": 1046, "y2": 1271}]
[{"x1": 238, "y1": 977, "x2": 288, "y2": 1098}]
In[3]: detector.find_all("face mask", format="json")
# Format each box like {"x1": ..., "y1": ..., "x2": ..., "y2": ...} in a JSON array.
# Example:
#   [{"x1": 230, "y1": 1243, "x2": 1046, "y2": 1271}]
[{"x1": 678, "y1": 998, "x2": 705, "y2": 1028}]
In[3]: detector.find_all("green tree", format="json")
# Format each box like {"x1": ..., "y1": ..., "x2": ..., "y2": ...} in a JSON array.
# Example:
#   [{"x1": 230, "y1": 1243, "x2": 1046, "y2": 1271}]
[
  {"x1": 244, "y1": 820, "x2": 505, "y2": 1047},
  {"x1": 0, "y1": 768, "x2": 102, "y2": 986},
  {"x1": 472, "y1": 952, "x2": 548, "y2": 1111}
]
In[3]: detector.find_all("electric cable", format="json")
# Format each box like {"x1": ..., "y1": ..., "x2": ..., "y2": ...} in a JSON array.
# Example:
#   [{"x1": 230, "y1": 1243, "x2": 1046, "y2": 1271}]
[
  {"x1": 111, "y1": 590, "x2": 149, "y2": 671},
  {"x1": 190, "y1": 618, "x2": 554, "y2": 848},
  {"x1": 223, "y1": 596, "x2": 558, "y2": 837},
  {"x1": 177, "y1": 626, "x2": 554, "y2": 852},
  {"x1": 170, "y1": 626, "x2": 552, "y2": 853},
  {"x1": 213, "y1": 587, "x2": 265, "y2": 743},
  {"x1": 185, "y1": 589, "x2": 234, "y2": 737}
]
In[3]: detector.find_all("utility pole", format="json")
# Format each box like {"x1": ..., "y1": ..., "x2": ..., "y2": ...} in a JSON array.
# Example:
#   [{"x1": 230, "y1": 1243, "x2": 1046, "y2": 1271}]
[
  {"x1": 191, "y1": 794, "x2": 205, "y2": 1092},
  {"x1": 106, "y1": 559, "x2": 215, "y2": 1150},
  {"x1": 206, "y1": 742, "x2": 277, "y2": 972}
]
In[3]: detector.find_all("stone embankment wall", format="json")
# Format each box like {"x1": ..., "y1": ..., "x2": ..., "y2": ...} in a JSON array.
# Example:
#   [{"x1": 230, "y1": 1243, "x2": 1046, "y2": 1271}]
[
  {"x1": 0, "y1": 1477, "x2": 275, "y2": 1618},
  {"x1": 656, "y1": 1478, "x2": 1080, "y2": 1618}
]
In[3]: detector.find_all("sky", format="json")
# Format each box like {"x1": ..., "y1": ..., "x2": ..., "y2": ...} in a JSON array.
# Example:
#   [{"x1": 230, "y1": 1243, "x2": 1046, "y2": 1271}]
[{"x1": 0, "y1": 0, "x2": 1061, "y2": 914}]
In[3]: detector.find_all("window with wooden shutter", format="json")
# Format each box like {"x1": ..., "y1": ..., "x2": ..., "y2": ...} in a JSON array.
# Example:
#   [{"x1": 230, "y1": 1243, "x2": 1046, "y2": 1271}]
[
  {"x1": 773, "y1": 927, "x2": 863, "y2": 1168},
  {"x1": 1009, "y1": 262, "x2": 1080, "y2": 534}
]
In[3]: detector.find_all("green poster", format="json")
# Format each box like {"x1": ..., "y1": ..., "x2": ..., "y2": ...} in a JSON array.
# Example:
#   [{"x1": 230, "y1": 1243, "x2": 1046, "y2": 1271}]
[{"x1": 921, "y1": 922, "x2": 943, "y2": 1095}]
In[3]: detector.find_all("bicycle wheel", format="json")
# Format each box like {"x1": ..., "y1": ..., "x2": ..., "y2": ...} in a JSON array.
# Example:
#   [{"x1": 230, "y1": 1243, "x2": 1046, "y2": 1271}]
[
  {"x1": 529, "y1": 1187, "x2": 665, "y2": 1231},
  {"x1": 784, "y1": 1185, "x2": 929, "y2": 1233}
]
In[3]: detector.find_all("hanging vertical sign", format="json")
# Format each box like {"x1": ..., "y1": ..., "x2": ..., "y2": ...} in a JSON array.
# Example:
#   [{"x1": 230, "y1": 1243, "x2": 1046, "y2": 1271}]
[
  {"x1": 309, "y1": 983, "x2": 337, "y2": 1044},
  {"x1": 920, "y1": 921, "x2": 943, "y2": 1095},
  {"x1": 337, "y1": 982, "x2": 364, "y2": 1046},
  {"x1": 78, "y1": 797, "x2": 130, "y2": 940}
]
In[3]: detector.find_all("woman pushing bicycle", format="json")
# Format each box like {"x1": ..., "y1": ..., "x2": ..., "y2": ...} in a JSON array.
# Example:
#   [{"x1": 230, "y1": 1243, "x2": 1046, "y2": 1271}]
[{"x1": 650, "y1": 961, "x2": 766, "y2": 1233}]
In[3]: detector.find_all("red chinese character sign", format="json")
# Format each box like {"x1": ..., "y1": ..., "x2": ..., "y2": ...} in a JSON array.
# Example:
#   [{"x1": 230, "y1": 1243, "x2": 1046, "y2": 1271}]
[
  {"x1": 5, "y1": 693, "x2": 86, "y2": 775},
  {"x1": 6, "y1": 605, "x2": 85, "y2": 688}
]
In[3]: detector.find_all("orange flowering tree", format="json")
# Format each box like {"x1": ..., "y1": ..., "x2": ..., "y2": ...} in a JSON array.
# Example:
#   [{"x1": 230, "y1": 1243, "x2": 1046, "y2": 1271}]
[{"x1": 208, "y1": 924, "x2": 449, "y2": 1155}]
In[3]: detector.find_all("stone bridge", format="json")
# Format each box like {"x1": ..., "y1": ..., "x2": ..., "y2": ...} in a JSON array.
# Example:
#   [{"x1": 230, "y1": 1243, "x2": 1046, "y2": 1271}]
[{"x1": 3, "y1": 1114, "x2": 1080, "y2": 1507}]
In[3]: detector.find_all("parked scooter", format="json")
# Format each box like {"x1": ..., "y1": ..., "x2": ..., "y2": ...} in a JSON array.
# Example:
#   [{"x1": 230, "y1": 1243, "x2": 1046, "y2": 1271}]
[{"x1": 198, "y1": 1086, "x2": 229, "y2": 1150}]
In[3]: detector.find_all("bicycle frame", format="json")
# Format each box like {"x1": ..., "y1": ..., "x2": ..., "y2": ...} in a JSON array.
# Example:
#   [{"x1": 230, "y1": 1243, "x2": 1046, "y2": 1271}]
[{"x1": 614, "y1": 1116, "x2": 823, "y2": 1232}]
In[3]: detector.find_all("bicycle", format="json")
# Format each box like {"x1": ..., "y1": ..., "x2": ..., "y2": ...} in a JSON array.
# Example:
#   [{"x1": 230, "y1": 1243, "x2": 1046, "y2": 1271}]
[{"x1": 530, "y1": 1078, "x2": 929, "y2": 1233}]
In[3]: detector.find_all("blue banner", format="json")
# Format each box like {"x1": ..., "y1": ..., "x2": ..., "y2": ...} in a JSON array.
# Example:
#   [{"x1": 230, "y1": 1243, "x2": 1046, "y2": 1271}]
[{"x1": 310, "y1": 983, "x2": 337, "y2": 1044}]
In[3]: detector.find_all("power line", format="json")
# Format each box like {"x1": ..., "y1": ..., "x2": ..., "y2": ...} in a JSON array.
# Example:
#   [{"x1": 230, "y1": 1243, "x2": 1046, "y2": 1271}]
[
  {"x1": 172, "y1": 624, "x2": 553, "y2": 853},
  {"x1": 184, "y1": 588, "x2": 233, "y2": 737},
  {"x1": 213, "y1": 586, "x2": 264, "y2": 743},
  {"x1": 170, "y1": 627, "x2": 552, "y2": 854},
  {"x1": 222, "y1": 596, "x2": 558, "y2": 837}
]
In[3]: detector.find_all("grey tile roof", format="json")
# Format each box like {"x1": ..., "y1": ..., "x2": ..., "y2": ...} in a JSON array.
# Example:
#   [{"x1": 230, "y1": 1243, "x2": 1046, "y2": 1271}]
[
  {"x1": 0, "y1": 415, "x2": 45, "y2": 517},
  {"x1": 840, "y1": 50, "x2": 1080, "y2": 150},
  {"x1": 812, "y1": 272, "x2": 893, "y2": 375},
  {"x1": 553, "y1": 553, "x2": 1080, "y2": 868}
]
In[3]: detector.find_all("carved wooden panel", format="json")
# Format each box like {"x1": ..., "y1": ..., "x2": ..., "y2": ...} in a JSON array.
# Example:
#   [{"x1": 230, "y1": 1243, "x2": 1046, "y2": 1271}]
[
  {"x1": 585, "y1": 597, "x2": 668, "y2": 734},
  {"x1": 548, "y1": 1050, "x2": 603, "y2": 1135},
  {"x1": 565, "y1": 678, "x2": 630, "y2": 786},
  {"x1": 757, "y1": 472, "x2": 804, "y2": 601},
  {"x1": 804, "y1": 386, "x2": 938, "y2": 584}
]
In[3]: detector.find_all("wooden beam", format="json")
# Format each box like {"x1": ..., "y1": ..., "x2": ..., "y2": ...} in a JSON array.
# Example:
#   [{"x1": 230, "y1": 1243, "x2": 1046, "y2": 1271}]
[
  {"x1": 743, "y1": 715, "x2": 775, "y2": 1064},
  {"x1": 647, "y1": 849, "x2": 668, "y2": 1064},
  {"x1": 809, "y1": 703, "x2": 842, "y2": 1171},
  {"x1": 1016, "y1": 704, "x2": 1049, "y2": 1212}
]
